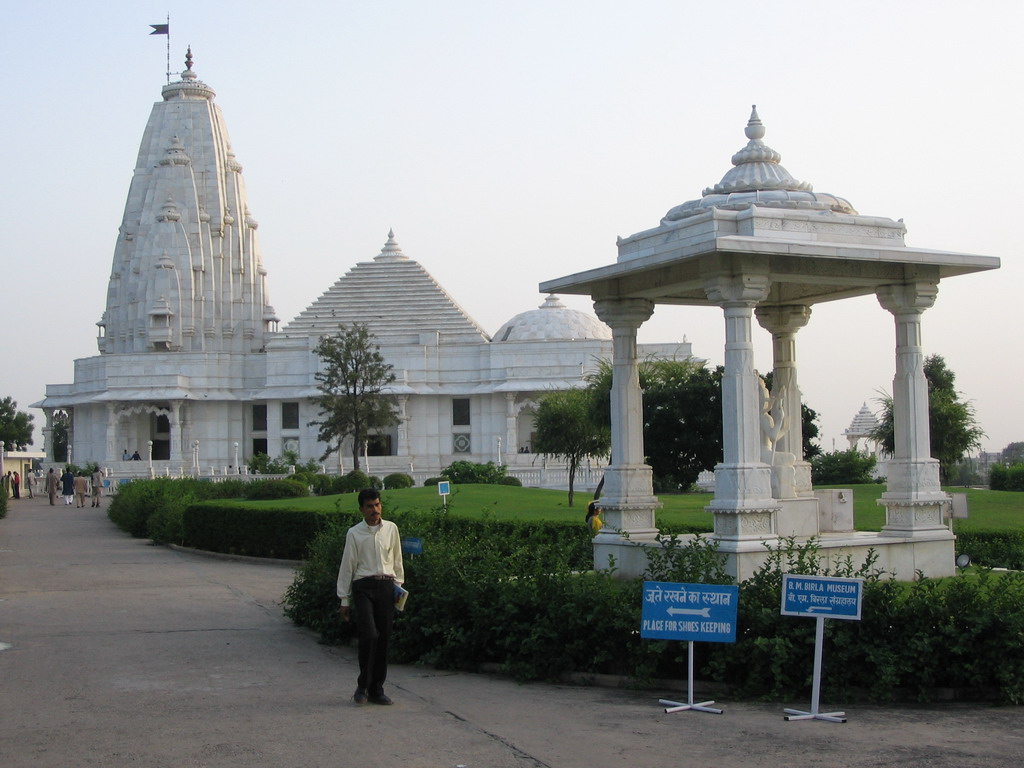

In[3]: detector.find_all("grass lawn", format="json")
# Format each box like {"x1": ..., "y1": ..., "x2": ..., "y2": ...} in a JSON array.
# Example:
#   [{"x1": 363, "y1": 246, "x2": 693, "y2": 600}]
[{"x1": 245, "y1": 482, "x2": 1024, "y2": 533}]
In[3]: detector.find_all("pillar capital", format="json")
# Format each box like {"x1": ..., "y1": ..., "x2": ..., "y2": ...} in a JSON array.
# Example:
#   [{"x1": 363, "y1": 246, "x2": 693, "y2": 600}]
[
  {"x1": 876, "y1": 282, "x2": 938, "y2": 315},
  {"x1": 593, "y1": 298, "x2": 654, "y2": 331},
  {"x1": 704, "y1": 274, "x2": 771, "y2": 307},
  {"x1": 755, "y1": 304, "x2": 812, "y2": 335}
]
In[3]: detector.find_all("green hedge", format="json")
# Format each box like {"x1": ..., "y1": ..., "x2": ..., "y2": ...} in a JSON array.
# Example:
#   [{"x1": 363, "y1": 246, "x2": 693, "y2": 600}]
[
  {"x1": 183, "y1": 502, "x2": 352, "y2": 560},
  {"x1": 956, "y1": 531, "x2": 1024, "y2": 570},
  {"x1": 990, "y1": 463, "x2": 1024, "y2": 491},
  {"x1": 107, "y1": 477, "x2": 250, "y2": 544},
  {"x1": 284, "y1": 529, "x2": 1024, "y2": 703}
]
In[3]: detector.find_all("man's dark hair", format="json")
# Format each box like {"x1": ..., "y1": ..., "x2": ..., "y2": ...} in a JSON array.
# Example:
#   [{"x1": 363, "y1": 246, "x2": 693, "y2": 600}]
[{"x1": 358, "y1": 488, "x2": 381, "y2": 507}]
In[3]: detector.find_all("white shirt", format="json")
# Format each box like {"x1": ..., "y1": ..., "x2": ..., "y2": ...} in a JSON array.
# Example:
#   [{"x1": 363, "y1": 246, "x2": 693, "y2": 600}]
[{"x1": 336, "y1": 519, "x2": 405, "y2": 607}]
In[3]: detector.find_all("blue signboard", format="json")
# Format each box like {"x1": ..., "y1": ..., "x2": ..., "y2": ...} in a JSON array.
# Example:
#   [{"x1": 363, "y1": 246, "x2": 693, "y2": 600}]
[
  {"x1": 437, "y1": 481, "x2": 451, "y2": 496},
  {"x1": 781, "y1": 574, "x2": 863, "y2": 620},
  {"x1": 401, "y1": 537, "x2": 423, "y2": 555},
  {"x1": 641, "y1": 582, "x2": 739, "y2": 643}
]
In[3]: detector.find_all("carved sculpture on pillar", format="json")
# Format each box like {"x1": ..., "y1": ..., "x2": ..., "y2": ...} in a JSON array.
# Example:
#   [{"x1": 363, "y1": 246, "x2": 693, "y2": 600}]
[
  {"x1": 755, "y1": 304, "x2": 813, "y2": 496},
  {"x1": 758, "y1": 377, "x2": 796, "y2": 499}
]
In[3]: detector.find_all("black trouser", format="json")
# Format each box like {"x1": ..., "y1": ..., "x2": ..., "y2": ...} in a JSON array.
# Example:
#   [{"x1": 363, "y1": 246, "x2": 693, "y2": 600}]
[{"x1": 352, "y1": 577, "x2": 395, "y2": 695}]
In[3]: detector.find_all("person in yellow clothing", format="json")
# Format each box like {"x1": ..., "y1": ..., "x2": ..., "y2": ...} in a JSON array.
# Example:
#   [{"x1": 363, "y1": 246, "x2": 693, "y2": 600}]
[{"x1": 585, "y1": 501, "x2": 603, "y2": 534}]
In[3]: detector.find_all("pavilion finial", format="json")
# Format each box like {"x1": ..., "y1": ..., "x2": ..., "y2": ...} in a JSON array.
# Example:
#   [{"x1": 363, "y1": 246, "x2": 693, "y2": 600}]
[
  {"x1": 745, "y1": 104, "x2": 765, "y2": 141},
  {"x1": 185, "y1": 47, "x2": 194, "y2": 71}
]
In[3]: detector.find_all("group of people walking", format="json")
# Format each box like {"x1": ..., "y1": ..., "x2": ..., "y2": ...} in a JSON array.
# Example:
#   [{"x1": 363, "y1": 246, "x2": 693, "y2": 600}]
[
  {"x1": 41, "y1": 467, "x2": 106, "y2": 508},
  {"x1": 3, "y1": 470, "x2": 28, "y2": 499}
]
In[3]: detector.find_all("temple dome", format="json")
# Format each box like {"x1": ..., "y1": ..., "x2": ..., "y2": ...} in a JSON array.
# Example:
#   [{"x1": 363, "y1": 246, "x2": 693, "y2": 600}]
[
  {"x1": 661, "y1": 106, "x2": 857, "y2": 224},
  {"x1": 494, "y1": 295, "x2": 612, "y2": 342}
]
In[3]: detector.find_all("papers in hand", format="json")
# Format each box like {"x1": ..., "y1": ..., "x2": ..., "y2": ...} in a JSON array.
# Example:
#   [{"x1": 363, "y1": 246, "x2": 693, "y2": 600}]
[{"x1": 394, "y1": 584, "x2": 409, "y2": 612}]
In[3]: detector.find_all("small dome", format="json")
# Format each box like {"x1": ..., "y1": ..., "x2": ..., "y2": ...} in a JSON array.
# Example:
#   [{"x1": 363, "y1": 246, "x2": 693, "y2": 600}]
[{"x1": 494, "y1": 295, "x2": 612, "y2": 342}]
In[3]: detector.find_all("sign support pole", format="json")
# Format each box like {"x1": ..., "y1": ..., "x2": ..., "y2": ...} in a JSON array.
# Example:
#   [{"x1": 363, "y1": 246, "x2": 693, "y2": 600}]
[
  {"x1": 659, "y1": 641, "x2": 722, "y2": 715},
  {"x1": 783, "y1": 616, "x2": 846, "y2": 723}
]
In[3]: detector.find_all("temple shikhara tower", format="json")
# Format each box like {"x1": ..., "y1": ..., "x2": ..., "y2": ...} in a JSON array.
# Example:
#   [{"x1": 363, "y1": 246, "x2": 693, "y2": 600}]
[
  {"x1": 40, "y1": 51, "x2": 278, "y2": 466},
  {"x1": 38, "y1": 52, "x2": 691, "y2": 480}
]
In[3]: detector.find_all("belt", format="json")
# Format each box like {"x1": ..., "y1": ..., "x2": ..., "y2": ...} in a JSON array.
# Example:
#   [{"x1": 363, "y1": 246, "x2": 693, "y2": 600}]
[{"x1": 356, "y1": 575, "x2": 394, "y2": 582}]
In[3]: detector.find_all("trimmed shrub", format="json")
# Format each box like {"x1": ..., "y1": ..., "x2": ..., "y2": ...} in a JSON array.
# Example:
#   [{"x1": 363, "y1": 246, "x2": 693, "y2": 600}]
[
  {"x1": 243, "y1": 478, "x2": 309, "y2": 500},
  {"x1": 440, "y1": 460, "x2": 508, "y2": 485},
  {"x1": 990, "y1": 463, "x2": 1024, "y2": 491},
  {"x1": 956, "y1": 531, "x2": 1024, "y2": 570},
  {"x1": 423, "y1": 477, "x2": 443, "y2": 487},
  {"x1": 497, "y1": 475, "x2": 523, "y2": 486},
  {"x1": 184, "y1": 501, "x2": 353, "y2": 559},
  {"x1": 383, "y1": 472, "x2": 414, "y2": 490}
]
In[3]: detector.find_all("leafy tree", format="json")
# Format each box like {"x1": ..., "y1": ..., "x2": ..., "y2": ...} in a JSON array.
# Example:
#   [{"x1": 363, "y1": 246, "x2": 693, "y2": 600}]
[
  {"x1": 309, "y1": 324, "x2": 400, "y2": 471},
  {"x1": 532, "y1": 387, "x2": 611, "y2": 506},
  {"x1": 1001, "y1": 442, "x2": 1024, "y2": 465},
  {"x1": 869, "y1": 354, "x2": 985, "y2": 483},
  {"x1": 810, "y1": 449, "x2": 878, "y2": 485},
  {"x1": 588, "y1": 358, "x2": 724, "y2": 492},
  {"x1": 0, "y1": 397, "x2": 34, "y2": 451}
]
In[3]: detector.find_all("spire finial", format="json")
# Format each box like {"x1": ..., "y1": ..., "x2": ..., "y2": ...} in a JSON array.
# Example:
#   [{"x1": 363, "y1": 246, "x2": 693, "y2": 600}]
[
  {"x1": 185, "y1": 47, "x2": 194, "y2": 71},
  {"x1": 745, "y1": 104, "x2": 765, "y2": 141}
]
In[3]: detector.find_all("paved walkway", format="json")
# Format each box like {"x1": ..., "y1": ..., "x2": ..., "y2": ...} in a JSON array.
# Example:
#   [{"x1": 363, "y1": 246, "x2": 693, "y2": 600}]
[{"x1": 2, "y1": 492, "x2": 1023, "y2": 768}]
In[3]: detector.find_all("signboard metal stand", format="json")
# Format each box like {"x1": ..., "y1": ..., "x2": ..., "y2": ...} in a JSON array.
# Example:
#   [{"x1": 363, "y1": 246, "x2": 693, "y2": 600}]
[
  {"x1": 783, "y1": 615, "x2": 846, "y2": 723},
  {"x1": 641, "y1": 581, "x2": 738, "y2": 717},
  {"x1": 780, "y1": 574, "x2": 864, "y2": 724},
  {"x1": 659, "y1": 641, "x2": 722, "y2": 714}
]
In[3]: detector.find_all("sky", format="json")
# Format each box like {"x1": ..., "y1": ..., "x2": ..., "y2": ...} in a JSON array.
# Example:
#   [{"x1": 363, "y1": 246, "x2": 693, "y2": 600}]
[{"x1": 2, "y1": 1, "x2": 1021, "y2": 457}]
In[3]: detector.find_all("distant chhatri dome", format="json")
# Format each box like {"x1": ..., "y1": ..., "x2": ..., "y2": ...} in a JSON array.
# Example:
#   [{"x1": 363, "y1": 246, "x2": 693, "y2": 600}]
[
  {"x1": 661, "y1": 106, "x2": 857, "y2": 224},
  {"x1": 494, "y1": 295, "x2": 612, "y2": 342},
  {"x1": 844, "y1": 402, "x2": 880, "y2": 438}
]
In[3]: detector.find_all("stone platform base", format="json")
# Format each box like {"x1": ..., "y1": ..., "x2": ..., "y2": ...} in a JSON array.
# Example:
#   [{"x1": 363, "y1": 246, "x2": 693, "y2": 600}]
[{"x1": 594, "y1": 529, "x2": 955, "y2": 581}]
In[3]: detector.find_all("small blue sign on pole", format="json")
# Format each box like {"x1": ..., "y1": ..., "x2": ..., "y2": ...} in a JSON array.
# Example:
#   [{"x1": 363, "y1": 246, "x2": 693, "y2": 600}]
[
  {"x1": 401, "y1": 537, "x2": 423, "y2": 555},
  {"x1": 781, "y1": 574, "x2": 863, "y2": 621},
  {"x1": 641, "y1": 582, "x2": 739, "y2": 643}
]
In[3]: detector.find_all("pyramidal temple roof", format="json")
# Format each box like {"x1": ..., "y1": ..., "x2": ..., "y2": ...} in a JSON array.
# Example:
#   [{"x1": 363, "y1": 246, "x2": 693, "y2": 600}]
[
  {"x1": 661, "y1": 106, "x2": 857, "y2": 224},
  {"x1": 283, "y1": 231, "x2": 490, "y2": 344}
]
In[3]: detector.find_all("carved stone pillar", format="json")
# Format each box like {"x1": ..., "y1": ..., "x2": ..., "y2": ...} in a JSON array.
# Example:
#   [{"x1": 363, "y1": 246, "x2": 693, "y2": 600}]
[
  {"x1": 592, "y1": 298, "x2": 658, "y2": 541},
  {"x1": 704, "y1": 274, "x2": 779, "y2": 539},
  {"x1": 104, "y1": 405, "x2": 117, "y2": 466},
  {"x1": 42, "y1": 409, "x2": 54, "y2": 462},
  {"x1": 396, "y1": 396, "x2": 410, "y2": 456},
  {"x1": 755, "y1": 304, "x2": 813, "y2": 497},
  {"x1": 876, "y1": 282, "x2": 949, "y2": 535},
  {"x1": 504, "y1": 393, "x2": 517, "y2": 456},
  {"x1": 169, "y1": 402, "x2": 183, "y2": 464}
]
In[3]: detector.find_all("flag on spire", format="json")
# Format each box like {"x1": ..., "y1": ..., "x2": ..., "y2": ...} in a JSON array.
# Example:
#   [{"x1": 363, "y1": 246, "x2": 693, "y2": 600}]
[{"x1": 150, "y1": 23, "x2": 169, "y2": 35}]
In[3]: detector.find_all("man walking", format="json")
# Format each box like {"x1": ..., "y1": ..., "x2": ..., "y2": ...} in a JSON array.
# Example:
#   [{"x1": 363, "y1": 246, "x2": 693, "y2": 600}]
[
  {"x1": 336, "y1": 488, "x2": 405, "y2": 706},
  {"x1": 46, "y1": 468, "x2": 59, "y2": 505},
  {"x1": 91, "y1": 467, "x2": 105, "y2": 508}
]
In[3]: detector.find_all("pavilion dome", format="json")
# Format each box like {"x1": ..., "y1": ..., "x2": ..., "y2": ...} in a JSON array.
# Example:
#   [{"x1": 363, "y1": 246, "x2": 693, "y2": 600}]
[
  {"x1": 661, "y1": 106, "x2": 857, "y2": 224},
  {"x1": 844, "y1": 403, "x2": 880, "y2": 438},
  {"x1": 493, "y1": 295, "x2": 612, "y2": 342}
]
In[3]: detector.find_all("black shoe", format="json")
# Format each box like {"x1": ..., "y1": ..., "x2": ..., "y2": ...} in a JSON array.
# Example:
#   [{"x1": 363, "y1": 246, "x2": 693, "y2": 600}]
[
  {"x1": 368, "y1": 693, "x2": 393, "y2": 705},
  {"x1": 353, "y1": 688, "x2": 368, "y2": 705}
]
